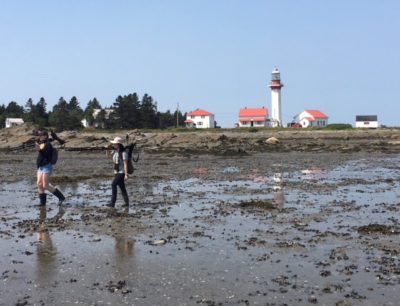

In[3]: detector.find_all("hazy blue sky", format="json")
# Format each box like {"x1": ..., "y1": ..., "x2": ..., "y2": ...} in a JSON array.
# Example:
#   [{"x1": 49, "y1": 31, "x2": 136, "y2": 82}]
[{"x1": 1, "y1": 0, "x2": 399, "y2": 127}]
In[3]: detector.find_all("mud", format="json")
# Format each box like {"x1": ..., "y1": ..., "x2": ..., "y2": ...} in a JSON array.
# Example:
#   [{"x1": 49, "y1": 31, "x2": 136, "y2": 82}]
[{"x1": 0, "y1": 148, "x2": 400, "y2": 305}]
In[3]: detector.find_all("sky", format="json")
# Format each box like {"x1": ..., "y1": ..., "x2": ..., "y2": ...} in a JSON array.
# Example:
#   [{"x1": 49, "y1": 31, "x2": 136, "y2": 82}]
[{"x1": 0, "y1": 0, "x2": 399, "y2": 127}]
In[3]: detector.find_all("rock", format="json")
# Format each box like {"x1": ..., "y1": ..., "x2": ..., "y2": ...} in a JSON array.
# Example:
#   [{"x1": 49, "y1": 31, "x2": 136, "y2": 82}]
[
  {"x1": 265, "y1": 137, "x2": 279, "y2": 144},
  {"x1": 308, "y1": 295, "x2": 317, "y2": 304},
  {"x1": 149, "y1": 239, "x2": 166, "y2": 245}
]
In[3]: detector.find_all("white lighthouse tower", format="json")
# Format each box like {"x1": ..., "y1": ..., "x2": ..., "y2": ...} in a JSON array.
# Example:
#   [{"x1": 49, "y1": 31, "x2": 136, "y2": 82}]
[{"x1": 268, "y1": 68, "x2": 284, "y2": 127}]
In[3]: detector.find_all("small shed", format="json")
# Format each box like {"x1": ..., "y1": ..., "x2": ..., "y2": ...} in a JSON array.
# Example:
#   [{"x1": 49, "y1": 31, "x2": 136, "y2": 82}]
[
  {"x1": 355, "y1": 115, "x2": 378, "y2": 128},
  {"x1": 5, "y1": 118, "x2": 24, "y2": 128}
]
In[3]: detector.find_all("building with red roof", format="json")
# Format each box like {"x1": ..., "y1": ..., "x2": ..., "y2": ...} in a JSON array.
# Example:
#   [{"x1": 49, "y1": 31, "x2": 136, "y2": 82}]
[
  {"x1": 185, "y1": 108, "x2": 215, "y2": 128},
  {"x1": 237, "y1": 107, "x2": 269, "y2": 127},
  {"x1": 293, "y1": 109, "x2": 329, "y2": 127}
]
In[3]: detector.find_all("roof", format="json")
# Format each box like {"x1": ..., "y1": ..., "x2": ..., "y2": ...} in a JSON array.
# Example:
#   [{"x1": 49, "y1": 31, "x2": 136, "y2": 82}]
[
  {"x1": 187, "y1": 108, "x2": 214, "y2": 116},
  {"x1": 6, "y1": 118, "x2": 24, "y2": 122},
  {"x1": 356, "y1": 115, "x2": 377, "y2": 121},
  {"x1": 184, "y1": 119, "x2": 193, "y2": 123},
  {"x1": 304, "y1": 117, "x2": 314, "y2": 121},
  {"x1": 239, "y1": 118, "x2": 250, "y2": 122},
  {"x1": 239, "y1": 107, "x2": 267, "y2": 117},
  {"x1": 304, "y1": 109, "x2": 328, "y2": 118},
  {"x1": 253, "y1": 118, "x2": 266, "y2": 121}
]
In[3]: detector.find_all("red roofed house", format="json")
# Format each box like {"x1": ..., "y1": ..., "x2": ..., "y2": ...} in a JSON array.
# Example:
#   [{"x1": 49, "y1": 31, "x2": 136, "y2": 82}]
[
  {"x1": 238, "y1": 107, "x2": 269, "y2": 127},
  {"x1": 185, "y1": 108, "x2": 215, "y2": 128},
  {"x1": 293, "y1": 109, "x2": 328, "y2": 128}
]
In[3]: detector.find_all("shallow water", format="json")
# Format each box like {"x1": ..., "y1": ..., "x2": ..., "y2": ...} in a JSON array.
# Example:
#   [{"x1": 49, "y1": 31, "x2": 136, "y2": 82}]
[{"x1": 1, "y1": 153, "x2": 399, "y2": 305}]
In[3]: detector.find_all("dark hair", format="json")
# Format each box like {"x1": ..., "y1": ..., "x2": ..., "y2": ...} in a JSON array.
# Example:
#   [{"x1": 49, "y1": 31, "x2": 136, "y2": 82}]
[{"x1": 118, "y1": 143, "x2": 125, "y2": 152}]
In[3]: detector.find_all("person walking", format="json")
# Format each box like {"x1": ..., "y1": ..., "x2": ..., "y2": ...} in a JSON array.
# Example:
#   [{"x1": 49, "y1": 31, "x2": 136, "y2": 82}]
[
  {"x1": 105, "y1": 137, "x2": 129, "y2": 208},
  {"x1": 35, "y1": 130, "x2": 65, "y2": 206}
]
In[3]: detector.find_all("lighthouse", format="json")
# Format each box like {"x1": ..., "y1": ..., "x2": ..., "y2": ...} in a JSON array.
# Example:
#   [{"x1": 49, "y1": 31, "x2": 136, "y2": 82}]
[{"x1": 268, "y1": 68, "x2": 284, "y2": 127}]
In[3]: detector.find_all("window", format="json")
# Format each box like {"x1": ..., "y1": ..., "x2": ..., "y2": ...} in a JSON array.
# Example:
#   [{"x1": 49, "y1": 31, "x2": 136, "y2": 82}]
[
  {"x1": 197, "y1": 121, "x2": 203, "y2": 126},
  {"x1": 201, "y1": 115, "x2": 205, "y2": 119},
  {"x1": 191, "y1": 116, "x2": 195, "y2": 119},
  {"x1": 242, "y1": 121, "x2": 248, "y2": 125}
]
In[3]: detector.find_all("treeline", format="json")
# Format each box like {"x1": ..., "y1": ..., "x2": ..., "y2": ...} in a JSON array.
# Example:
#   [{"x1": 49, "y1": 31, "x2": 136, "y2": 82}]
[{"x1": 0, "y1": 93, "x2": 186, "y2": 131}]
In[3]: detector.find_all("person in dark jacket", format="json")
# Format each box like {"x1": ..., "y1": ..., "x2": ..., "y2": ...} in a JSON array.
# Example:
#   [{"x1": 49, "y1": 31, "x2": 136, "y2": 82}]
[
  {"x1": 105, "y1": 137, "x2": 129, "y2": 208},
  {"x1": 35, "y1": 130, "x2": 65, "y2": 206}
]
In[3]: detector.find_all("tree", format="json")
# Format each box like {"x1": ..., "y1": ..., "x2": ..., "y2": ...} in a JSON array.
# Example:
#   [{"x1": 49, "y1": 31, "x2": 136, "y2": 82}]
[
  {"x1": 67, "y1": 96, "x2": 84, "y2": 129},
  {"x1": 35, "y1": 97, "x2": 48, "y2": 127},
  {"x1": 49, "y1": 97, "x2": 70, "y2": 131},
  {"x1": 112, "y1": 93, "x2": 140, "y2": 128},
  {"x1": 24, "y1": 98, "x2": 35, "y2": 123},
  {"x1": 140, "y1": 94, "x2": 157, "y2": 128}
]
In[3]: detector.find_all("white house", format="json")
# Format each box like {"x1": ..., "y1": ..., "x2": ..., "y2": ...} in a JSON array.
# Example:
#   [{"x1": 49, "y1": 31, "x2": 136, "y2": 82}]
[
  {"x1": 185, "y1": 108, "x2": 215, "y2": 128},
  {"x1": 293, "y1": 109, "x2": 328, "y2": 128},
  {"x1": 238, "y1": 107, "x2": 269, "y2": 127},
  {"x1": 82, "y1": 108, "x2": 114, "y2": 128},
  {"x1": 355, "y1": 115, "x2": 378, "y2": 128},
  {"x1": 5, "y1": 118, "x2": 24, "y2": 128}
]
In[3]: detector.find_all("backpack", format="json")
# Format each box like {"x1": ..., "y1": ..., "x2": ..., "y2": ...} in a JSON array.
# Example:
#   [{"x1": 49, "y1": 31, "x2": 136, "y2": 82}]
[
  {"x1": 126, "y1": 142, "x2": 139, "y2": 174},
  {"x1": 51, "y1": 147, "x2": 58, "y2": 165}
]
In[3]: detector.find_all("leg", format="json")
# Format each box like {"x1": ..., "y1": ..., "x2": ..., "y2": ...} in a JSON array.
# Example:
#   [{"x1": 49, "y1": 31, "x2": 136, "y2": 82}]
[
  {"x1": 37, "y1": 171, "x2": 46, "y2": 206},
  {"x1": 117, "y1": 177, "x2": 129, "y2": 206},
  {"x1": 42, "y1": 173, "x2": 55, "y2": 193},
  {"x1": 37, "y1": 171, "x2": 44, "y2": 194},
  {"x1": 108, "y1": 174, "x2": 121, "y2": 207},
  {"x1": 42, "y1": 173, "x2": 65, "y2": 204}
]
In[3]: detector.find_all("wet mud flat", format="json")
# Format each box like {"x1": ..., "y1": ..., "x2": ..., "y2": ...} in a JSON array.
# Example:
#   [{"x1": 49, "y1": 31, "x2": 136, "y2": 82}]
[{"x1": 0, "y1": 151, "x2": 399, "y2": 305}]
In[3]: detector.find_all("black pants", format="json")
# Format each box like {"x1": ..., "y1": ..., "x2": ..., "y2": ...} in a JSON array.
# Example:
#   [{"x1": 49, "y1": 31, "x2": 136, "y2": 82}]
[{"x1": 111, "y1": 173, "x2": 129, "y2": 205}]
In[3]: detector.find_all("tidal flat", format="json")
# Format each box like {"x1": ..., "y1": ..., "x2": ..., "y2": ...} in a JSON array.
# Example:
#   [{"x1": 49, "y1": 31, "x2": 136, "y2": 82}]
[{"x1": 0, "y1": 151, "x2": 399, "y2": 305}]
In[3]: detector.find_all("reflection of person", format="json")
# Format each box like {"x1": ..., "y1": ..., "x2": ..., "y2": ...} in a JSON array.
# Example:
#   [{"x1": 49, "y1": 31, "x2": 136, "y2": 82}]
[
  {"x1": 36, "y1": 206, "x2": 57, "y2": 283},
  {"x1": 105, "y1": 137, "x2": 129, "y2": 208},
  {"x1": 273, "y1": 172, "x2": 284, "y2": 209},
  {"x1": 115, "y1": 235, "x2": 134, "y2": 258},
  {"x1": 35, "y1": 130, "x2": 65, "y2": 206}
]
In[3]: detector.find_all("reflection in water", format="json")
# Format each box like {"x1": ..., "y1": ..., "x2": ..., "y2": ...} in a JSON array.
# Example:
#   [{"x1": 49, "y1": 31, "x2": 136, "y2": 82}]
[
  {"x1": 273, "y1": 172, "x2": 284, "y2": 209},
  {"x1": 194, "y1": 167, "x2": 209, "y2": 174},
  {"x1": 301, "y1": 168, "x2": 324, "y2": 180},
  {"x1": 247, "y1": 168, "x2": 269, "y2": 183},
  {"x1": 113, "y1": 210, "x2": 137, "y2": 282},
  {"x1": 36, "y1": 206, "x2": 57, "y2": 284}
]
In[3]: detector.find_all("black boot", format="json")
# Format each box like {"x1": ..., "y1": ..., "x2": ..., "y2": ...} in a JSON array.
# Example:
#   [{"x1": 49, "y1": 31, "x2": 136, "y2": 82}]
[
  {"x1": 53, "y1": 188, "x2": 65, "y2": 205},
  {"x1": 38, "y1": 193, "x2": 46, "y2": 206},
  {"x1": 106, "y1": 202, "x2": 115, "y2": 208},
  {"x1": 122, "y1": 194, "x2": 129, "y2": 207}
]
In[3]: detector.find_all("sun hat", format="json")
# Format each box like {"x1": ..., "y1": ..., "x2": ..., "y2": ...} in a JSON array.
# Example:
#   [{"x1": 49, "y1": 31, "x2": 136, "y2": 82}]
[{"x1": 110, "y1": 137, "x2": 124, "y2": 144}]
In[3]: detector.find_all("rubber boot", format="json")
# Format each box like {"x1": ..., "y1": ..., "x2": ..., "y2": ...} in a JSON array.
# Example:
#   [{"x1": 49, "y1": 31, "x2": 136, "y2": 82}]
[
  {"x1": 53, "y1": 188, "x2": 65, "y2": 205},
  {"x1": 38, "y1": 193, "x2": 46, "y2": 206},
  {"x1": 122, "y1": 194, "x2": 129, "y2": 207}
]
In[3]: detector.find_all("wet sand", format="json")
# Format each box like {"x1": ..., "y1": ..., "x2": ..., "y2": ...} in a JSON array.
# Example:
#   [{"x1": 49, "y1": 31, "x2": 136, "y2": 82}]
[{"x1": 0, "y1": 151, "x2": 399, "y2": 305}]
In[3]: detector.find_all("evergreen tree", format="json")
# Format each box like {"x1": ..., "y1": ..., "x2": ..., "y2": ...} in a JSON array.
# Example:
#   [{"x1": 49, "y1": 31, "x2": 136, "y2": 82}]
[
  {"x1": 140, "y1": 94, "x2": 157, "y2": 128},
  {"x1": 49, "y1": 97, "x2": 70, "y2": 131},
  {"x1": 67, "y1": 96, "x2": 83, "y2": 129},
  {"x1": 24, "y1": 98, "x2": 35, "y2": 123},
  {"x1": 35, "y1": 97, "x2": 48, "y2": 127}
]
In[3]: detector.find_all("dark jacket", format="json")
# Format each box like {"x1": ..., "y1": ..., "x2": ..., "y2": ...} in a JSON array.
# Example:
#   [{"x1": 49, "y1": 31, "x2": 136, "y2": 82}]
[{"x1": 36, "y1": 141, "x2": 53, "y2": 168}]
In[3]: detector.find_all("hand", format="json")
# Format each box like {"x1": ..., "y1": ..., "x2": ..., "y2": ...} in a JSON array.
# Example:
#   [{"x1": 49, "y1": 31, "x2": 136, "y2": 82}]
[{"x1": 124, "y1": 174, "x2": 128, "y2": 180}]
